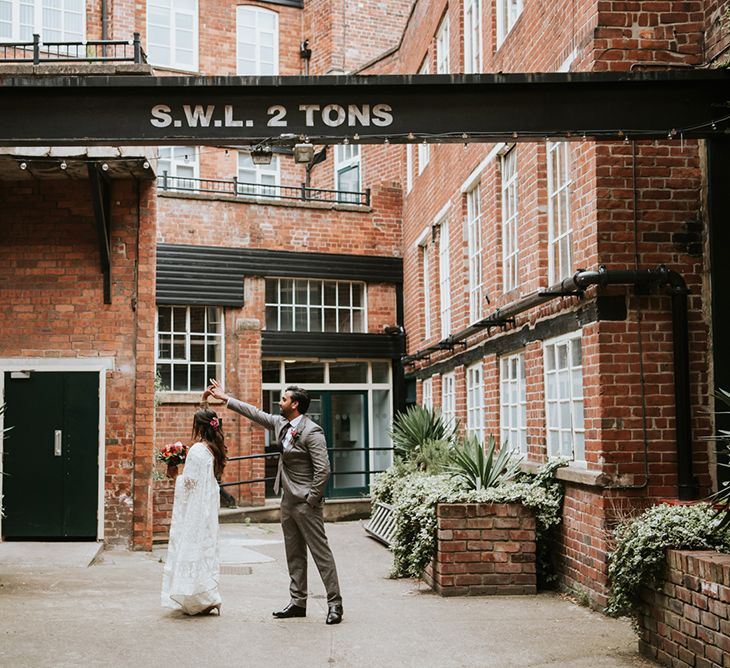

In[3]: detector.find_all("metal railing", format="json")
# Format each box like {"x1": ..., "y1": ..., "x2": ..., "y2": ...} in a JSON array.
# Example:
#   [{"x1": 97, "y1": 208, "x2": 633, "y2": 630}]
[
  {"x1": 158, "y1": 173, "x2": 371, "y2": 207},
  {"x1": 0, "y1": 33, "x2": 147, "y2": 64}
]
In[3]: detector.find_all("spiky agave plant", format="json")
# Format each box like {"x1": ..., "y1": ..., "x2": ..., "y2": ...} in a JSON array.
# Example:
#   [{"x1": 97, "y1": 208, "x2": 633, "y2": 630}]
[
  {"x1": 708, "y1": 388, "x2": 730, "y2": 530},
  {"x1": 389, "y1": 404, "x2": 457, "y2": 462},
  {"x1": 447, "y1": 433, "x2": 522, "y2": 491}
]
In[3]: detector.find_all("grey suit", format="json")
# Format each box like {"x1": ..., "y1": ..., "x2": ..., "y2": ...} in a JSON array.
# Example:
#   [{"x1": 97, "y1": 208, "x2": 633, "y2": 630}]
[{"x1": 226, "y1": 398, "x2": 342, "y2": 608}]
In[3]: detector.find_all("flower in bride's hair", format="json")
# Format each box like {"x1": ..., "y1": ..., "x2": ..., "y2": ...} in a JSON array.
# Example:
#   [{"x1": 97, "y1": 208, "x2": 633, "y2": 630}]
[{"x1": 210, "y1": 416, "x2": 220, "y2": 429}]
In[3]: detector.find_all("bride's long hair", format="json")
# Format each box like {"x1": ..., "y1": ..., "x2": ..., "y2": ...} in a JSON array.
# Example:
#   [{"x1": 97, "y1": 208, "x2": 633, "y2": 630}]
[{"x1": 192, "y1": 408, "x2": 227, "y2": 478}]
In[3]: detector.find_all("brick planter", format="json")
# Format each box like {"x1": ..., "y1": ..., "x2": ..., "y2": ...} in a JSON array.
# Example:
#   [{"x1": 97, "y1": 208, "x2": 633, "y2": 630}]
[
  {"x1": 423, "y1": 502, "x2": 537, "y2": 596},
  {"x1": 638, "y1": 550, "x2": 730, "y2": 667}
]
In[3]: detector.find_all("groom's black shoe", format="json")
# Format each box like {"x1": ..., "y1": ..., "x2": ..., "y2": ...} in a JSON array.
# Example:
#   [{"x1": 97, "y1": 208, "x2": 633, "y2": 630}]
[
  {"x1": 326, "y1": 604, "x2": 343, "y2": 625},
  {"x1": 272, "y1": 603, "x2": 306, "y2": 619}
]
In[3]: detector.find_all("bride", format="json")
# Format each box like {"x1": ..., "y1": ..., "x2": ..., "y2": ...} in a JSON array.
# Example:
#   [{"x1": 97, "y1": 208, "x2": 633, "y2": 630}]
[{"x1": 161, "y1": 408, "x2": 228, "y2": 615}]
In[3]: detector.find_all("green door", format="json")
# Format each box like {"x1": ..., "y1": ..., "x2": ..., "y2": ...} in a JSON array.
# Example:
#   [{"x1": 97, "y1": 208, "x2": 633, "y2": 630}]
[{"x1": 2, "y1": 371, "x2": 99, "y2": 539}]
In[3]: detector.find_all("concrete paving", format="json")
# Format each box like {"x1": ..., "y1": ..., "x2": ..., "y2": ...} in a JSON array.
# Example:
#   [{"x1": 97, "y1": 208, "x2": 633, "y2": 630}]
[{"x1": 0, "y1": 522, "x2": 656, "y2": 668}]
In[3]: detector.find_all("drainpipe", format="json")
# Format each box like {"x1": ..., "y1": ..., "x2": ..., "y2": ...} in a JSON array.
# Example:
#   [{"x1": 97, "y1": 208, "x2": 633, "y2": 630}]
[{"x1": 101, "y1": 0, "x2": 108, "y2": 41}]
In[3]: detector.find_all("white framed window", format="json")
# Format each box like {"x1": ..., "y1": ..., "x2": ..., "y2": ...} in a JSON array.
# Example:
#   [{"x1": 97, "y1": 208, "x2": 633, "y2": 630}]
[
  {"x1": 147, "y1": 0, "x2": 198, "y2": 71},
  {"x1": 0, "y1": 0, "x2": 84, "y2": 42},
  {"x1": 466, "y1": 184, "x2": 484, "y2": 322},
  {"x1": 441, "y1": 371, "x2": 456, "y2": 427},
  {"x1": 236, "y1": 5, "x2": 278, "y2": 75},
  {"x1": 466, "y1": 361, "x2": 484, "y2": 442},
  {"x1": 501, "y1": 147, "x2": 519, "y2": 292},
  {"x1": 439, "y1": 219, "x2": 451, "y2": 338},
  {"x1": 265, "y1": 278, "x2": 366, "y2": 333},
  {"x1": 422, "y1": 377, "x2": 433, "y2": 409},
  {"x1": 496, "y1": 0, "x2": 523, "y2": 48},
  {"x1": 237, "y1": 151, "x2": 279, "y2": 197},
  {"x1": 406, "y1": 145, "x2": 414, "y2": 193},
  {"x1": 500, "y1": 351, "x2": 527, "y2": 454},
  {"x1": 335, "y1": 144, "x2": 361, "y2": 203},
  {"x1": 417, "y1": 59, "x2": 431, "y2": 173},
  {"x1": 436, "y1": 13, "x2": 450, "y2": 74},
  {"x1": 156, "y1": 306, "x2": 223, "y2": 392},
  {"x1": 463, "y1": 0, "x2": 482, "y2": 73},
  {"x1": 547, "y1": 141, "x2": 573, "y2": 285},
  {"x1": 158, "y1": 146, "x2": 198, "y2": 190},
  {"x1": 544, "y1": 333, "x2": 585, "y2": 462},
  {"x1": 421, "y1": 241, "x2": 432, "y2": 340}
]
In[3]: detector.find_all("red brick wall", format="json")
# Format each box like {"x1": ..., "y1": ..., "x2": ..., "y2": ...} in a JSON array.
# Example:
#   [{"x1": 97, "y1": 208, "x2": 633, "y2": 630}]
[
  {"x1": 639, "y1": 549, "x2": 730, "y2": 667},
  {"x1": 0, "y1": 177, "x2": 157, "y2": 547}
]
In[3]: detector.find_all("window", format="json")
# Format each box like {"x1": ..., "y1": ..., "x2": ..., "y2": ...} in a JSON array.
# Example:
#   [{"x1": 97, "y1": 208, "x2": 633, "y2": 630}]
[
  {"x1": 500, "y1": 352, "x2": 527, "y2": 454},
  {"x1": 0, "y1": 0, "x2": 84, "y2": 42},
  {"x1": 463, "y1": 0, "x2": 482, "y2": 73},
  {"x1": 237, "y1": 152, "x2": 279, "y2": 196},
  {"x1": 436, "y1": 13, "x2": 450, "y2": 74},
  {"x1": 421, "y1": 241, "x2": 432, "y2": 340},
  {"x1": 466, "y1": 184, "x2": 484, "y2": 322},
  {"x1": 441, "y1": 371, "x2": 456, "y2": 427},
  {"x1": 417, "y1": 59, "x2": 431, "y2": 173},
  {"x1": 265, "y1": 278, "x2": 366, "y2": 333},
  {"x1": 422, "y1": 377, "x2": 433, "y2": 409},
  {"x1": 335, "y1": 144, "x2": 361, "y2": 203},
  {"x1": 547, "y1": 141, "x2": 573, "y2": 285},
  {"x1": 439, "y1": 219, "x2": 451, "y2": 338},
  {"x1": 156, "y1": 306, "x2": 223, "y2": 392},
  {"x1": 236, "y1": 5, "x2": 278, "y2": 75},
  {"x1": 466, "y1": 362, "x2": 484, "y2": 442},
  {"x1": 496, "y1": 0, "x2": 523, "y2": 47},
  {"x1": 501, "y1": 147, "x2": 519, "y2": 292},
  {"x1": 406, "y1": 145, "x2": 414, "y2": 193},
  {"x1": 157, "y1": 146, "x2": 198, "y2": 190},
  {"x1": 544, "y1": 333, "x2": 585, "y2": 462},
  {"x1": 147, "y1": 0, "x2": 197, "y2": 71}
]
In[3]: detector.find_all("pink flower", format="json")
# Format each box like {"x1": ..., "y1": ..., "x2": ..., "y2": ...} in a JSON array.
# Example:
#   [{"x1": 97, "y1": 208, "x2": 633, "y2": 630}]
[{"x1": 210, "y1": 417, "x2": 220, "y2": 429}]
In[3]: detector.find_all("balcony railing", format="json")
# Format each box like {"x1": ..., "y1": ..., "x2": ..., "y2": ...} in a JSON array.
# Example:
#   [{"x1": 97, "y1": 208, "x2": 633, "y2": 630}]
[
  {"x1": 0, "y1": 33, "x2": 147, "y2": 64},
  {"x1": 158, "y1": 173, "x2": 371, "y2": 207}
]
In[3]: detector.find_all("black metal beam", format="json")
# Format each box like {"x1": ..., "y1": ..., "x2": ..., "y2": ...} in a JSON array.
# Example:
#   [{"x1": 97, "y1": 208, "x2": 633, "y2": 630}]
[
  {"x1": 87, "y1": 162, "x2": 112, "y2": 303},
  {"x1": 1, "y1": 71, "x2": 729, "y2": 146}
]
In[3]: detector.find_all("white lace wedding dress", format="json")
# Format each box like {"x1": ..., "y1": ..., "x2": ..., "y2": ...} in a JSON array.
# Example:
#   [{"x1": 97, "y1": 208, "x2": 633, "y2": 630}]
[{"x1": 161, "y1": 442, "x2": 222, "y2": 614}]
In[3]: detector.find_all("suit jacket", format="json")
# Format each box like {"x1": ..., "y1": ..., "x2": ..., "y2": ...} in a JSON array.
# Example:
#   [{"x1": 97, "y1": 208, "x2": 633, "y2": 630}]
[{"x1": 226, "y1": 398, "x2": 330, "y2": 506}]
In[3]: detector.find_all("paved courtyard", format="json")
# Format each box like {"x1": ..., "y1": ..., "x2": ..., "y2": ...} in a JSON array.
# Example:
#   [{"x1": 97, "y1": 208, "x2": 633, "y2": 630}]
[{"x1": 0, "y1": 521, "x2": 655, "y2": 667}]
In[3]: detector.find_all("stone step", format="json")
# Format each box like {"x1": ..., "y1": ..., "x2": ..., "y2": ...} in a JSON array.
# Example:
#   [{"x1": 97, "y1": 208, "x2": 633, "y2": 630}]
[{"x1": 220, "y1": 497, "x2": 372, "y2": 524}]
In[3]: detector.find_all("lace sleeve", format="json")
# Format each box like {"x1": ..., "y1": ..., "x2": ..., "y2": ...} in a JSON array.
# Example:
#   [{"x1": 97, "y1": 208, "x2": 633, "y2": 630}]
[{"x1": 180, "y1": 444, "x2": 207, "y2": 496}]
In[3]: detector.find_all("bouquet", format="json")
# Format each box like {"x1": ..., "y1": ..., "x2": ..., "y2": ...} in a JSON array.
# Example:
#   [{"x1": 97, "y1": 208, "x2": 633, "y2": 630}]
[{"x1": 158, "y1": 441, "x2": 188, "y2": 466}]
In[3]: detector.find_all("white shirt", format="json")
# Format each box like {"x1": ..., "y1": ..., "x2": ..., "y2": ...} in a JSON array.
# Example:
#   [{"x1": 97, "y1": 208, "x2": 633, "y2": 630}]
[{"x1": 282, "y1": 414, "x2": 304, "y2": 451}]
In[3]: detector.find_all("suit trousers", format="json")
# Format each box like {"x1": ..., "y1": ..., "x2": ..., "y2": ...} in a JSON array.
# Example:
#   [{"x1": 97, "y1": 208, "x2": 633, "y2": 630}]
[{"x1": 280, "y1": 494, "x2": 342, "y2": 608}]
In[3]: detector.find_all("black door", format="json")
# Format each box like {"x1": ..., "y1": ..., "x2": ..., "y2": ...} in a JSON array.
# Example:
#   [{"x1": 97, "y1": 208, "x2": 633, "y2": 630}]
[{"x1": 3, "y1": 371, "x2": 99, "y2": 539}]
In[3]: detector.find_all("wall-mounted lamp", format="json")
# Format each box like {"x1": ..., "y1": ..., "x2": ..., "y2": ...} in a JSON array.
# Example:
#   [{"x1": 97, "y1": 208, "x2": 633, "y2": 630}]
[
  {"x1": 293, "y1": 142, "x2": 315, "y2": 164},
  {"x1": 251, "y1": 145, "x2": 273, "y2": 165}
]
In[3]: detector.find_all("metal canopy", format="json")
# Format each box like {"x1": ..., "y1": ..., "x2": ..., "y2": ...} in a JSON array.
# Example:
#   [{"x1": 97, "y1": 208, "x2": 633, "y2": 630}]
[{"x1": 0, "y1": 71, "x2": 729, "y2": 146}]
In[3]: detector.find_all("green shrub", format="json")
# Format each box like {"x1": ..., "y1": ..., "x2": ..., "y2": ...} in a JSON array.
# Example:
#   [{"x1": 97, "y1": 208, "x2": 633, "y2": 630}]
[
  {"x1": 448, "y1": 433, "x2": 522, "y2": 491},
  {"x1": 607, "y1": 503, "x2": 730, "y2": 620},
  {"x1": 707, "y1": 388, "x2": 730, "y2": 529}
]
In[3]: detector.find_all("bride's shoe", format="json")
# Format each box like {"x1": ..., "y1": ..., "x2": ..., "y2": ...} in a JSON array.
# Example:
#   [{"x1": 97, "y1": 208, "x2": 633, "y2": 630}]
[{"x1": 199, "y1": 604, "x2": 221, "y2": 616}]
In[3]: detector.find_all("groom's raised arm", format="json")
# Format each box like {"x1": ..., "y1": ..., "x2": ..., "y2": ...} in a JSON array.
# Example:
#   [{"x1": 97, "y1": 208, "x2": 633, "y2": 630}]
[{"x1": 206, "y1": 379, "x2": 279, "y2": 430}]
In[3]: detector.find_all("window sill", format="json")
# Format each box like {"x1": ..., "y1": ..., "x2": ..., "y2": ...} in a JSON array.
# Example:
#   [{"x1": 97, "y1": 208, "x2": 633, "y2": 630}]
[
  {"x1": 156, "y1": 391, "x2": 225, "y2": 405},
  {"x1": 520, "y1": 459, "x2": 609, "y2": 488}
]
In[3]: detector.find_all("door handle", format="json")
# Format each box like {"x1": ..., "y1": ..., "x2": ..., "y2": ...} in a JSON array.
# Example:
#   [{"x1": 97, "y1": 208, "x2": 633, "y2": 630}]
[{"x1": 54, "y1": 430, "x2": 62, "y2": 456}]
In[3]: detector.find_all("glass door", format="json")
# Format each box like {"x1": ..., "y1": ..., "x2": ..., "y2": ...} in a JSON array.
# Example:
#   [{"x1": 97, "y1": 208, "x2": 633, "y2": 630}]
[{"x1": 325, "y1": 391, "x2": 369, "y2": 498}]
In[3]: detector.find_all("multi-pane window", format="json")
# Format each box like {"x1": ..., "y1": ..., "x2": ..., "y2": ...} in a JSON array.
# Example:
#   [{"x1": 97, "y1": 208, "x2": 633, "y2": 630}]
[
  {"x1": 156, "y1": 306, "x2": 223, "y2": 392},
  {"x1": 463, "y1": 0, "x2": 482, "y2": 73},
  {"x1": 496, "y1": 0, "x2": 523, "y2": 47},
  {"x1": 500, "y1": 352, "x2": 527, "y2": 454},
  {"x1": 158, "y1": 146, "x2": 198, "y2": 190},
  {"x1": 466, "y1": 185, "x2": 484, "y2": 322},
  {"x1": 0, "y1": 0, "x2": 84, "y2": 42},
  {"x1": 466, "y1": 362, "x2": 484, "y2": 442},
  {"x1": 236, "y1": 5, "x2": 278, "y2": 75},
  {"x1": 436, "y1": 13, "x2": 450, "y2": 74},
  {"x1": 237, "y1": 152, "x2": 279, "y2": 196},
  {"x1": 439, "y1": 219, "x2": 451, "y2": 338},
  {"x1": 147, "y1": 0, "x2": 197, "y2": 71},
  {"x1": 335, "y1": 144, "x2": 361, "y2": 202},
  {"x1": 417, "y1": 59, "x2": 431, "y2": 173},
  {"x1": 265, "y1": 278, "x2": 366, "y2": 333},
  {"x1": 406, "y1": 145, "x2": 414, "y2": 193},
  {"x1": 422, "y1": 377, "x2": 433, "y2": 410},
  {"x1": 421, "y1": 241, "x2": 432, "y2": 340},
  {"x1": 441, "y1": 371, "x2": 456, "y2": 427},
  {"x1": 544, "y1": 333, "x2": 585, "y2": 462},
  {"x1": 501, "y1": 147, "x2": 519, "y2": 292},
  {"x1": 547, "y1": 141, "x2": 573, "y2": 285}
]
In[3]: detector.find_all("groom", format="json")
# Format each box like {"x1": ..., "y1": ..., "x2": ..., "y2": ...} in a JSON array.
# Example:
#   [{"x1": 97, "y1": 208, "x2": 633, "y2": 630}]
[{"x1": 204, "y1": 379, "x2": 343, "y2": 625}]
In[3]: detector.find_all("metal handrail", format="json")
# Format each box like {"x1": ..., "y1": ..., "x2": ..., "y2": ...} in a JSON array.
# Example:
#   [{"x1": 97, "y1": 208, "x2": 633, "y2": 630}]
[
  {"x1": 0, "y1": 33, "x2": 147, "y2": 64},
  {"x1": 159, "y1": 172, "x2": 371, "y2": 206}
]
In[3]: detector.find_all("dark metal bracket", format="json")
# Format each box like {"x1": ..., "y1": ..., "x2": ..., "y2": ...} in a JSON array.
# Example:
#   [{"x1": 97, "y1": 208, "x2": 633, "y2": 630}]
[{"x1": 88, "y1": 163, "x2": 112, "y2": 303}]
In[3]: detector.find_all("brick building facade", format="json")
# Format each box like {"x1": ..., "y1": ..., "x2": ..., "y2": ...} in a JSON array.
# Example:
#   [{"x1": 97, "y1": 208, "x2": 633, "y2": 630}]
[{"x1": 1, "y1": 0, "x2": 729, "y2": 612}]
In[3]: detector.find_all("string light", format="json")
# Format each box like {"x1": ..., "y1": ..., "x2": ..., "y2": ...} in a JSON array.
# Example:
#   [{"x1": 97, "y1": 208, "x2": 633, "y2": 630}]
[
  {"x1": 384, "y1": 137, "x2": 390, "y2": 145},
  {"x1": 353, "y1": 133, "x2": 360, "y2": 141},
  {"x1": 343, "y1": 137, "x2": 349, "y2": 145},
  {"x1": 101, "y1": 163, "x2": 109, "y2": 171},
  {"x1": 60, "y1": 161, "x2": 67, "y2": 170},
  {"x1": 19, "y1": 161, "x2": 27, "y2": 170},
  {"x1": 407, "y1": 132, "x2": 415, "y2": 140}
]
